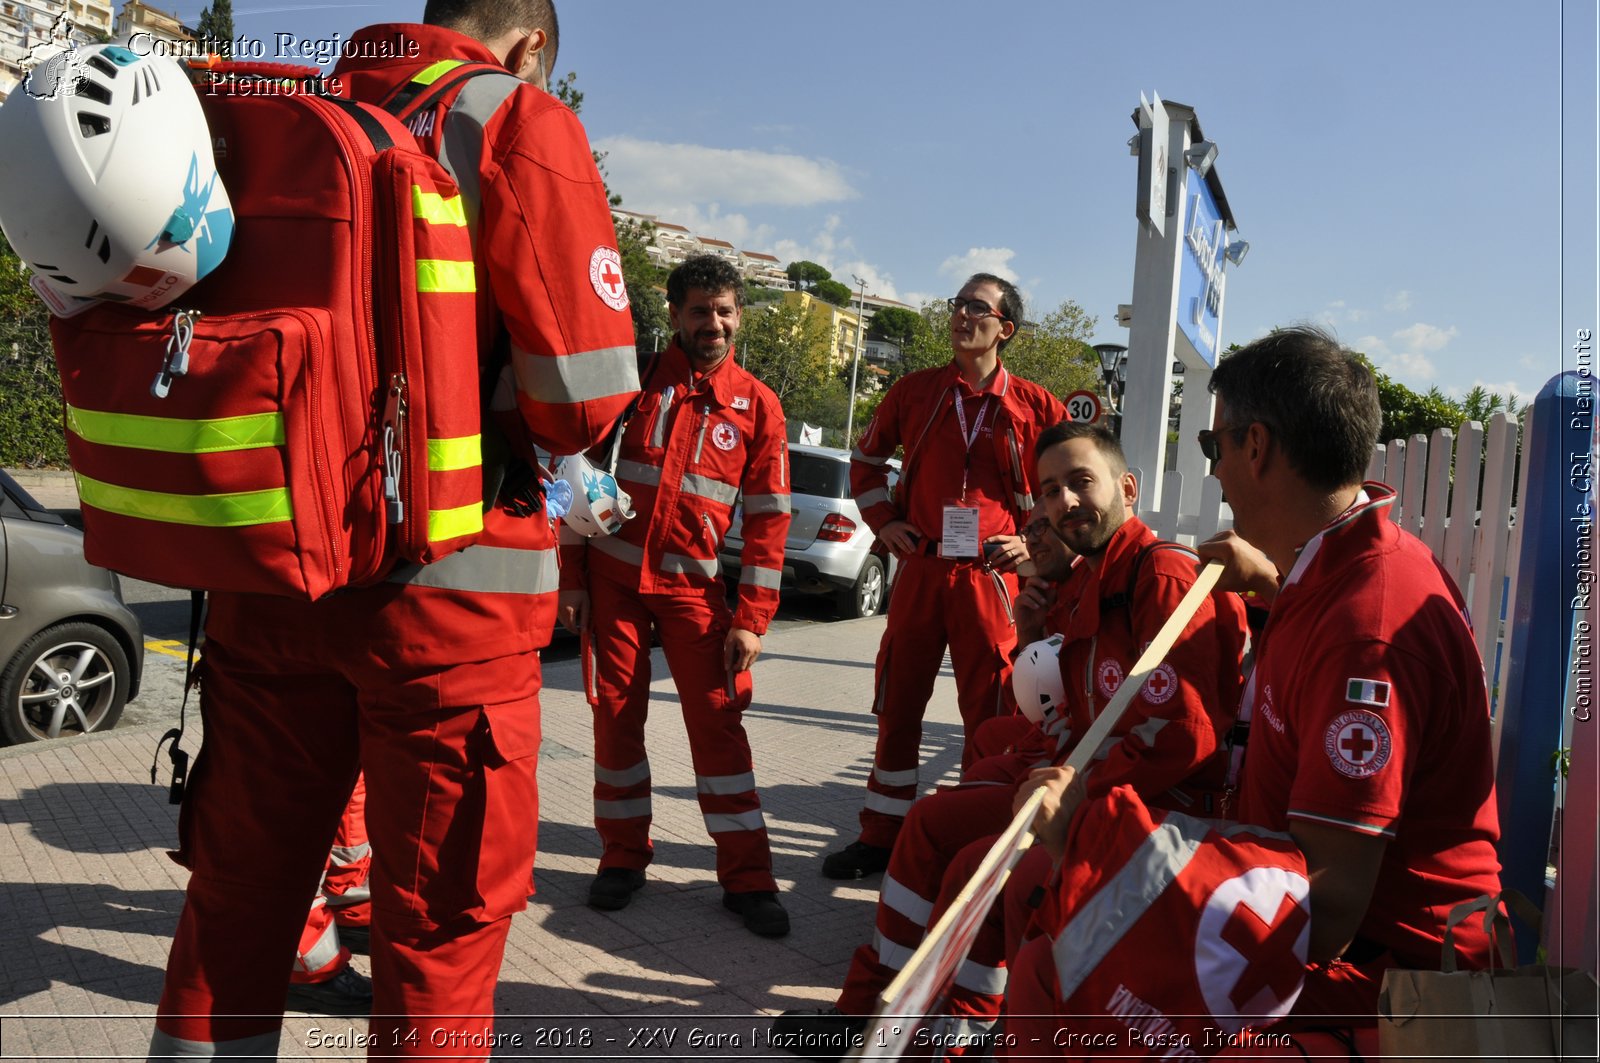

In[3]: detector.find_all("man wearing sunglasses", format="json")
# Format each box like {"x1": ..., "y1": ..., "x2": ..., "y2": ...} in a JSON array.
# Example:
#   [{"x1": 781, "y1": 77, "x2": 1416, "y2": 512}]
[
  {"x1": 1009, "y1": 327, "x2": 1502, "y2": 1046},
  {"x1": 823, "y1": 274, "x2": 1067, "y2": 881}
]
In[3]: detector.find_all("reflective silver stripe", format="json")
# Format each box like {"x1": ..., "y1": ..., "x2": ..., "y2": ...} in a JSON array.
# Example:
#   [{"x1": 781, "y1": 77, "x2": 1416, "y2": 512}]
[
  {"x1": 696, "y1": 771, "x2": 756, "y2": 796},
  {"x1": 1093, "y1": 737, "x2": 1122, "y2": 761},
  {"x1": 852, "y1": 448, "x2": 890, "y2": 465},
  {"x1": 1051, "y1": 814, "x2": 1206, "y2": 1000},
  {"x1": 617, "y1": 459, "x2": 662, "y2": 486},
  {"x1": 925, "y1": 1015, "x2": 996, "y2": 1049},
  {"x1": 295, "y1": 916, "x2": 341, "y2": 975},
  {"x1": 595, "y1": 797, "x2": 652, "y2": 819},
  {"x1": 881, "y1": 874, "x2": 934, "y2": 925},
  {"x1": 874, "y1": 765, "x2": 919, "y2": 788},
  {"x1": 740, "y1": 566, "x2": 783, "y2": 591},
  {"x1": 681, "y1": 472, "x2": 739, "y2": 505},
  {"x1": 595, "y1": 759, "x2": 651, "y2": 788},
  {"x1": 1014, "y1": 491, "x2": 1034, "y2": 512},
  {"x1": 1130, "y1": 716, "x2": 1168, "y2": 745},
  {"x1": 514, "y1": 344, "x2": 642, "y2": 406},
  {"x1": 329, "y1": 842, "x2": 371, "y2": 864},
  {"x1": 593, "y1": 535, "x2": 645, "y2": 566},
  {"x1": 873, "y1": 928, "x2": 917, "y2": 971},
  {"x1": 954, "y1": 957, "x2": 1008, "y2": 995},
  {"x1": 857, "y1": 487, "x2": 891, "y2": 509},
  {"x1": 436, "y1": 71, "x2": 521, "y2": 231},
  {"x1": 864, "y1": 791, "x2": 914, "y2": 817},
  {"x1": 741, "y1": 493, "x2": 791, "y2": 515},
  {"x1": 661, "y1": 552, "x2": 719, "y2": 578},
  {"x1": 330, "y1": 884, "x2": 371, "y2": 906},
  {"x1": 704, "y1": 809, "x2": 766, "y2": 833},
  {"x1": 148, "y1": 1029, "x2": 281, "y2": 1058},
  {"x1": 387, "y1": 545, "x2": 557, "y2": 595}
]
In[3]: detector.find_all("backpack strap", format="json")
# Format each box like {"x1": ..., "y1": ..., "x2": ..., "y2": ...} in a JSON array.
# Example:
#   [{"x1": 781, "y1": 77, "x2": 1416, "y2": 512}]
[
  {"x1": 379, "y1": 60, "x2": 512, "y2": 126},
  {"x1": 1099, "y1": 541, "x2": 1199, "y2": 615}
]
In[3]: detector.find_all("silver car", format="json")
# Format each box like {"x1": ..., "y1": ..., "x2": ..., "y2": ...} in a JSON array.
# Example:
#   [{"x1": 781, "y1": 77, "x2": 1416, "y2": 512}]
[
  {"x1": 720, "y1": 444, "x2": 898, "y2": 619},
  {"x1": 0, "y1": 470, "x2": 143, "y2": 744}
]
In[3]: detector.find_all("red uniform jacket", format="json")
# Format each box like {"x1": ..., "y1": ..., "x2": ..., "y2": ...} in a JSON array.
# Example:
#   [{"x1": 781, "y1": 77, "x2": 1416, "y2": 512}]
[
  {"x1": 851, "y1": 361, "x2": 1066, "y2": 542},
  {"x1": 560, "y1": 342, "x2": 791, "y2": 635}
]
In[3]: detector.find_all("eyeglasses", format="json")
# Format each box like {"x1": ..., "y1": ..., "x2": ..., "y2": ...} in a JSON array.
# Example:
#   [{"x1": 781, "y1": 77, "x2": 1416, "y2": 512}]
[
  {"x1": 1023, "y1": 519, "x2": 1052, "y2": 542},
  {"x1": 1197, "y1": 424, "x2": 1259, "y2": 464},
  {"x1": 947, "y1": 296, "x2": 1006, "y2": 320}
]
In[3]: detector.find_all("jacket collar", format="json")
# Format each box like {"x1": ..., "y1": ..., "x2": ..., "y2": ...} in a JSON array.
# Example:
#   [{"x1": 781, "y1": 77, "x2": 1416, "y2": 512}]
[
  {"x1": 1063, "y1": 514, "x2": 1157, "y2": 637},
  {"x1": 937, "y1": 358, "x2": 1011, "y2": 400},
  {"x1": 1280, "y1": 481, "x2": 1396, "y2": 591},
  {"x1": 660, "y1": 341, "x2": 742, "y2": 407},
  {"x1": 339, "y1": 24, "x2": 502, "y2": 74}
]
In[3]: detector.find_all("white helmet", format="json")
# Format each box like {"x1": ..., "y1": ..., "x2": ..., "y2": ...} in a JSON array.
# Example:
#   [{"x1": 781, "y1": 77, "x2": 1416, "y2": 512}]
[
  {"x1": 0, "y1": 43, "x2": 233, "y2": 314},
  {"x1": 554, "y1": 453, "x2": 635, "y2": 537},
  {"x1": 1013, "y1": 634, "x2": 1067, "y2": 727}
]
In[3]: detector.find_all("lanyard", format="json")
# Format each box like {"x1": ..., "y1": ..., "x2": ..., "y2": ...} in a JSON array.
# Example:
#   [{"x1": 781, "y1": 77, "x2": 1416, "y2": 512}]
[{"x1": 952, "y1": 390, "x2": 993, "y2": 500}]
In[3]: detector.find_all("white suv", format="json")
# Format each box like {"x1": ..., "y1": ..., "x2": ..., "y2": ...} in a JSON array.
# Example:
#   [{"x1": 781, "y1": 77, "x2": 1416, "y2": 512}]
[{"x1": 720, "y1": 444, "x2": 898, "y2": 619}]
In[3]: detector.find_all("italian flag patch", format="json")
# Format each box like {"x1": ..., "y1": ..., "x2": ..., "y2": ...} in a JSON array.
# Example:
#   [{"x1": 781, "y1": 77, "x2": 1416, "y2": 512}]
[{"x1": 1346, "y1": 678, "x2": 1391, "y2": 707}]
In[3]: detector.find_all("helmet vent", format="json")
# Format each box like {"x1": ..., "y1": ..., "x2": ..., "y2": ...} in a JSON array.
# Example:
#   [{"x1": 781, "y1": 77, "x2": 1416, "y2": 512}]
[
  {"x1": 96, "y1": 236, "x2": 111, "y2": 264},
  {"x1": 49, "y1": 274, "x2": 77, "y2": 284},
  {"x1": 76, "y1": 78, "x2": 112, "y2": 106},
  {"x1": 85, "y1": 55, "x2": 118, "y2": 79},
  {"x1": 144, "y1": 67, "x2": 159, "y2": 96},
  {"x1": 84, "y1": 220, "x2": 99, "y2": 249},
  {"x1": 77, "y1": 112, "x2": 111, "y2": 137}
]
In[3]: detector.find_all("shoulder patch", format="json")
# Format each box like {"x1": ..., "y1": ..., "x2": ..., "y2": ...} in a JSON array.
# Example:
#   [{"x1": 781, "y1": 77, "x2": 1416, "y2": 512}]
[
  {"x1": 1324, "y1": 710, "x2": 1392, "y2": 779},
  {"x1": 1344, "y1": 677, "x2": 1391, "y2": 707},
  {"x1": 588, "y1": 246, "x2": 629, "y2": 311}
]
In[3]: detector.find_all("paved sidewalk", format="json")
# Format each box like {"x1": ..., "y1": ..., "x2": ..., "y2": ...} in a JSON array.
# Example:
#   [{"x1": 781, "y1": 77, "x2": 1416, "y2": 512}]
[{"x1": 0, "y1": 612, "x2": 967, "y2": 1060}]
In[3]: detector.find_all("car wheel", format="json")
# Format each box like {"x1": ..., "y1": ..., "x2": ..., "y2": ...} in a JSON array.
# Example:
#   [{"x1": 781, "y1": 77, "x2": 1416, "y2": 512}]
[
  {"x1": 0, "y1": 621, "x2": 130, "y2": 744},
  {"x1": 837, "y1": 555, "x2": 887, "y2": 619}
]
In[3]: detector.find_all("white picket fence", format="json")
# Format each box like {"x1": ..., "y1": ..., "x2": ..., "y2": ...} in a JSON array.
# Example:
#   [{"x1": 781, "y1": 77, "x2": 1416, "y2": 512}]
[{"x1": 1134, "y1": 408, "x2": 1532, "y2": 722}]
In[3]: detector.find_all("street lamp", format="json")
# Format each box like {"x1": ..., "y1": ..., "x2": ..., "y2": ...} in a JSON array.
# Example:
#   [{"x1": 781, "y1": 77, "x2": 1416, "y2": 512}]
[
  {"x1": 1092, "y1": 342, "x2": 1128, "y2": 436},
  {"x1": 845, "y1": 275, "x2": 867, "y2": 443}
]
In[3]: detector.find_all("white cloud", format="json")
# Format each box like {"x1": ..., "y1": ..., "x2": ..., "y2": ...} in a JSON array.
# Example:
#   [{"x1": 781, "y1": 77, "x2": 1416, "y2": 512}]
[
  {"x1": 1390, "y1": 350, "x2": 1438, "y2": 380},
  {"x1": 652, "y1": 204, "x2": 775, "y2": 252},
  {"x1": 1392, "y1": 322, "x2": 1458, "y2": 353},
  {"x1": 594, "y1": 136, "x2": 856, "y2": 214},
  {"x1": 938, "y1": 247, "x2": 1019, "y2": 283},
  {"x1": 1319, "y1": 299, "x2": 1368, "y2": 327},
  {"x1": 1384, "y1": 290, "x2": 1414, "y2": 312}
]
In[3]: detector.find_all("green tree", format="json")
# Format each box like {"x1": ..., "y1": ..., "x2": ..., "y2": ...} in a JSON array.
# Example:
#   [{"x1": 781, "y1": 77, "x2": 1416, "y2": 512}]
[
  {"x1": 1357, "y1": 355, "x2": 1464, "y2": 441},
  {"x1": 735, "y1": 298, "x2": 835, "y2": 407},
  {"x1": 196, "y1": 1, "x2": 234, "y2": 54},
  {"x1": 811, "y1": 277, "x2": 852, "y2": 308},
  {"x1": 785, "y1": 260, "x2": 831, "y2": 290},
  {"x1": 868, "y1": 306, "x2": 921, "y2": 346},
  {"x1": 1002, "y1": 299, "x2": 1100, "y2": 400},
  {"x1": 0, "y1": 233, "x2": 67, "y2": 467}
]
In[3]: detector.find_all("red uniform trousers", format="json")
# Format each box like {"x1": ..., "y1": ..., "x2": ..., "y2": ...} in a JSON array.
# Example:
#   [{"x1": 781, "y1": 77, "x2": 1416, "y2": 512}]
[
  {"x1": 152, "y1": 606, "x2": 541, "y2": 1058},
  {"x1": 585, "y1": 567, "x2": 776, "y2": 893},
  {"x1": 859, "y1": 555, "x2": 1018, "y2": 848},
  {"x1": 839, "y1": 785, "x2": 1014, "y2": 1023},
  {"x1": 291, "y1": 774, "x2": 371, "y2": 984}
]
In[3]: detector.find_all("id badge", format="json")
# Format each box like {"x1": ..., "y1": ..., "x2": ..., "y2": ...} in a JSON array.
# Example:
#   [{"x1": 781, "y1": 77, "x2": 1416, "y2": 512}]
[{"x1": 940, "y1": 503, "x2": 981, "y2": 558}]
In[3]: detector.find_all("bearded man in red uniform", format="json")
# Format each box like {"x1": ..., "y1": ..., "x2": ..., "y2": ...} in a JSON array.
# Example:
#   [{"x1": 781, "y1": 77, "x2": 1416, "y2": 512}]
[
  {"x1": 558, "y1": 255, "x2": 793, "y2": 937},
  {"x1": 824, "y1": 274, "x2": 1067, "y2": 879},
  {"x1": 150, "y1": 2, "x2": 641, "y2": 1057}
]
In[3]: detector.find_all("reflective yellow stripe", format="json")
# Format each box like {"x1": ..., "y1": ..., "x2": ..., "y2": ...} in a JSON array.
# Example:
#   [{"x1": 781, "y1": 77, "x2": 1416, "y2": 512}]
[
  {"x1": 412, "y1": 187, "x2": 468, "y2": 227},
  {"x1": 74, "y1": 473, "x2": 292, "y2": 528},
  {"x1": 416, "y1": 259, "x2": 476, "y2": 293},
  {"x1": 66, "y1": 404, "x2": 284, "y2": 454},
  {"x1": 410, "y1": 59, "x2": 464, "y2": 86},
  {"x1": 428, "y1": 503, "x2": 483, "y2": 542},
  {"x1": 427, "y1": 434, "x2": 481, "y2": 472}
]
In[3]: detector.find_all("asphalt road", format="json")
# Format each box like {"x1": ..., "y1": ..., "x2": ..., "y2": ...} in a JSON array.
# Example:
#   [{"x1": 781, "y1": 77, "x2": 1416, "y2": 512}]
[{"x1": 115, "y1": 579, "x2": 864, "y2": 736}]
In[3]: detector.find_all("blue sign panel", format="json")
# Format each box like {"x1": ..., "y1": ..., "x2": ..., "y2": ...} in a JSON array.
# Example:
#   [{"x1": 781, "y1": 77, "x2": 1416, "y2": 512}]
[{"x1": 1177, "y1": 170, "x2": 1228, "y2": 368}]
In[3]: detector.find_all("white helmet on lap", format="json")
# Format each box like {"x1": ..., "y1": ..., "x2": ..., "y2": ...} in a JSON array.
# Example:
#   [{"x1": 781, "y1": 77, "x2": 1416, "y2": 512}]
[
  {"x1": 1013, "y1": 634, "x2": 1067, "y2": 727},
  {"x1": 554, "y1": 453, "x2": 635, "y2": 537},
  {"x1": 0, "y1": 43, "x2": 233, "y2": 314}
]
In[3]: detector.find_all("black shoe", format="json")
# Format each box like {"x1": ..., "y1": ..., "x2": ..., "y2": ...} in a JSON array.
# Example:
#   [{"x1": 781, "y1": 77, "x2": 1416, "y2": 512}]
[
  {"x1": 770, "y1": 1007, "x2": 867, "y2": 1061},
  {"x1": 587, "y1": 867, "x2": 646, "y2": 911},
  {"x1": 335, "y1": 923, "x2": 369, "y2": 955},
  {"x1": 285, "y1": 966, "x2": 373, "y2": 1017},
  {"x1": 821, "y1": 840, "x2": 891, "y2": 880},
  {"x1": 722, "y1": 889, "x2": 790, "y2": 937}
]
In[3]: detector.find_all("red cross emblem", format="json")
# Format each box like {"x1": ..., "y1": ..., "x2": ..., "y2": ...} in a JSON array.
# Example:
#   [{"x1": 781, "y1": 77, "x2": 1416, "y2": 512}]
[
  {"x1": 588, "y1": 246, "x2": 629, "y2": 311},
  {"x1": 1142, "y1": 663, "x2": 1178, "y2": 704},
  {"x1": 1220, "y1": 893, "x2": 1311, "y2": 1008},
  {"x1": 1324, "y1": 709, "x2": 1392, "y2": 778},
  {"x1": 1196, "y1": 866, "x2": 1311, "y2": 1030}
]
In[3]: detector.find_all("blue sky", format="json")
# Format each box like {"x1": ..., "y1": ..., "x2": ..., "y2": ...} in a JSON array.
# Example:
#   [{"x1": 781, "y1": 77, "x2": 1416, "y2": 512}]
[{"x1": 176, "y1": 1, "x2": 1596, "y2": 405}]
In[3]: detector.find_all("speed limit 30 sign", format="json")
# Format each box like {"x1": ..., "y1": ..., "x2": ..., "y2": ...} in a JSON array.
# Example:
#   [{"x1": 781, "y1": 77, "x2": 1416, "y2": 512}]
[{"x1": 1065, "y1": 389, "x2": 1103, "y2": 423}]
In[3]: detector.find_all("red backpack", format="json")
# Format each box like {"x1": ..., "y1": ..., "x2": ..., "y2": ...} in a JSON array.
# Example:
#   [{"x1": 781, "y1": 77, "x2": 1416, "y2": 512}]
[{"x1": 49, "y1": 61, "x2": 485, "y2": 599}]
